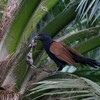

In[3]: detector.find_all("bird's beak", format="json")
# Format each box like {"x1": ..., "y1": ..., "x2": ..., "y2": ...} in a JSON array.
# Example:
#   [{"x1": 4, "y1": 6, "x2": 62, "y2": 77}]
[{"x1": 34, "y1": 35, "x2": 41, "y2": 40}]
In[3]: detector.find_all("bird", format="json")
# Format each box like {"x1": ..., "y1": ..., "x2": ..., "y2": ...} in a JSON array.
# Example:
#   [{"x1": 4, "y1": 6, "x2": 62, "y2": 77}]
[{"x1": 34, "y1": 33, "x2": 100, "y2": 72}]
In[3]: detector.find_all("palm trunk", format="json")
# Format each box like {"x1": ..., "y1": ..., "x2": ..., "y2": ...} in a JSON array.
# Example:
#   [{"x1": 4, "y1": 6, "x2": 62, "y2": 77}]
[{"x1": 0, "y1": 90, "x2": 20, "y2": 100}]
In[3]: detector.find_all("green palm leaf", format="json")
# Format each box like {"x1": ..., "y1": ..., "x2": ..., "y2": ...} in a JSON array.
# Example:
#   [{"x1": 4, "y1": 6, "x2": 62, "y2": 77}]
[
  {"x1": 23, "y1": 73, "x2": 100, "y2": 100},
  {"x1": 76, "y1": 0, "x2": 100, "y2": 25}
]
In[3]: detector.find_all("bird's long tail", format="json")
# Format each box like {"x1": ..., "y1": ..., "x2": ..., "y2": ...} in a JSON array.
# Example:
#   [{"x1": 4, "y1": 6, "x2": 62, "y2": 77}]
[{"x1": 74, "y1": 55, "x2": 100, "y2": 68}]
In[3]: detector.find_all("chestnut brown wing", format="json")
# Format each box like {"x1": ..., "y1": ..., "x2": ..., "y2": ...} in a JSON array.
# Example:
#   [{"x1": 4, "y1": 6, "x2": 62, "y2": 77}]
[
  {"x1": 50, "y1": 42, "x2": 76, "y2": 67},
  {"x1": 63, "y1": 44, "x2": 83, "y2": 57}
]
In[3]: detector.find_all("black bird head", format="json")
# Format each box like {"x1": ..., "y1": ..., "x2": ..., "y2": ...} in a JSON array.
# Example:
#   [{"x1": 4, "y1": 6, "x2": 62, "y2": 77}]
[{"x1": 34, "y1": 33, "x2": 53, "y2": 43}]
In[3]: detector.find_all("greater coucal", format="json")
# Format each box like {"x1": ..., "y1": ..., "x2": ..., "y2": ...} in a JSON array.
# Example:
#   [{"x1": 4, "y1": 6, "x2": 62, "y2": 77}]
[{"x1": 34, "y1": 33, "x2": 100, "y2": 71}]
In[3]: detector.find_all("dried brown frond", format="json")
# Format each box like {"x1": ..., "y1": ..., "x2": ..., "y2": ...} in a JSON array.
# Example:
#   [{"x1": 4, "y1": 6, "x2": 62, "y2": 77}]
[
  {"x1": 0, "y1": 47, "x2": 23, "y2": 86},
  {"x1": 0, "y1": 90, "x2": 20, "y2": 100},
  {"x1": 0, "y1": 53, "x2": 17, "y2": 85}
]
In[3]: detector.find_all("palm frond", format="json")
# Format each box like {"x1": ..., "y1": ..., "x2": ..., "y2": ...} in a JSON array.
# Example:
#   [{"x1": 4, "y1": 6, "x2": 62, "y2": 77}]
[
  {"x1": 74, "y1": 68, "x2": 100, "y2": 82},
  {"x1": 23, "y1": 73, "x2": 100, "y2": 100},
  {"x1": 76, "y1": 0, "x2": 100, "y2": 25}
]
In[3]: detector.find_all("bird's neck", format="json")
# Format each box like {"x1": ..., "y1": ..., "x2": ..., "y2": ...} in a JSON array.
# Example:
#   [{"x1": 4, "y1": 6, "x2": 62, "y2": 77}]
[{"x1": 42, "y1": 40, "x2": 53, "y2": 50}]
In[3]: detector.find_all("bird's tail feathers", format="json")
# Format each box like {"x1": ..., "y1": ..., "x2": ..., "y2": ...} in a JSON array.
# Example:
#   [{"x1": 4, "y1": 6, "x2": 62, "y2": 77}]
[
  {"x1": 75, "y1": 56, "x2": 100, "y2": 68},
  {"x1": 84, "y1": 58, "x2": 100, "y2": 68}
]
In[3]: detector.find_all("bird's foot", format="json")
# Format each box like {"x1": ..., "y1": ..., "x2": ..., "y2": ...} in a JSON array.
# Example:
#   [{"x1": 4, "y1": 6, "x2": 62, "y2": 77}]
[
  {"x1": 51, "y1": 68, "x2": 59, "y2": 75},
  {"x1": 42, "y1": 68, "x2": 59, "y2": 74}
]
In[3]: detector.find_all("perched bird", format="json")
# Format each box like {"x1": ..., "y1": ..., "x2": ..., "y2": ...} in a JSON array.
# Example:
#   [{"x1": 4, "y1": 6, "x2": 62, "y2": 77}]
[{"x1": 34, "y1": 33, "x2": 100, "y2": 71}]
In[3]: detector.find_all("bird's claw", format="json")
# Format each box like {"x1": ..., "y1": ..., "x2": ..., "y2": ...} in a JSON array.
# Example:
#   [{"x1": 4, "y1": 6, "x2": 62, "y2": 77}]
[{"x1": 42, "y1": 68, "x2": 59, "y2": 74}]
